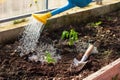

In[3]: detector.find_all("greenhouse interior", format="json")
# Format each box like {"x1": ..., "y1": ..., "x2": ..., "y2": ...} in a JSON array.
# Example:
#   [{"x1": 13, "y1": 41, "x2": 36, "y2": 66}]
[{"x1": 0, "y1": 0, "x2": 120, "y2": 80}]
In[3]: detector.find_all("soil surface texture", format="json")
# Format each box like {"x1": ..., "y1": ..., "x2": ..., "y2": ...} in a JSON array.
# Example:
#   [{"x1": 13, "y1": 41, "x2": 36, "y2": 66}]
[{"x1": 0, "y1": 10, "x2": 120, "y2": 80}]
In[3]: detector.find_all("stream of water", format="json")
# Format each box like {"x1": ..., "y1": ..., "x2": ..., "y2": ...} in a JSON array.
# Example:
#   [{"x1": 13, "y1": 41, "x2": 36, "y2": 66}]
[
  {"x1": 18, "y1": 18, "x2": 61, "y2": 62},
  {"x1": 18, "y1": 18, "x2": 44, "y2": 56}
]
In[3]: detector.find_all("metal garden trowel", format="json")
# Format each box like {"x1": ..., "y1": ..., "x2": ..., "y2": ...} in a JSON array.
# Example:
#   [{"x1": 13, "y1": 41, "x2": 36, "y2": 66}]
[{"x1": 69, "y1": 44, "x2": 96, "y2": 72}]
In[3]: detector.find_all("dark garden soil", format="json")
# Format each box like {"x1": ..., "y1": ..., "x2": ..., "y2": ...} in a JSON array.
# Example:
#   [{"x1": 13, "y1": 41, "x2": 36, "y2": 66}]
[{"x1": 0, "y1": 10, "x2": 120, "y2": 80}]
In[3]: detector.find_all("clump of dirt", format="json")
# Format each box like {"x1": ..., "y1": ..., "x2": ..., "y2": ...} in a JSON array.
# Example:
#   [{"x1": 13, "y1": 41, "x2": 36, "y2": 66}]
[{"x1": 0, "y1": 10, "x2": 120, "y2": 80}]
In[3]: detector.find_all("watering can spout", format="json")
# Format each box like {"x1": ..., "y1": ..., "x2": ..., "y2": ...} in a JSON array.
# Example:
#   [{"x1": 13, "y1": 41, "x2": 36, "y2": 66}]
[{"x1": 32, "y1": 12, "x2": 52, "y2": 24}]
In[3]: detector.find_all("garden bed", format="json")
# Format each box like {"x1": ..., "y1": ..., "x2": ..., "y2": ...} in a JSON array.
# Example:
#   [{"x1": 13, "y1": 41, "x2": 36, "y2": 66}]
[{"x1": 0, "y1": 10, "x2": 120, "y2": 80}]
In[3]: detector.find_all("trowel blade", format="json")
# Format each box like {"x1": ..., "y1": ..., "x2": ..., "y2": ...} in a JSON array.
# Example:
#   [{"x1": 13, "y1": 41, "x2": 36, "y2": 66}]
[{"x1": 69, "y1": 61, "x2": 87, "y2": 72}]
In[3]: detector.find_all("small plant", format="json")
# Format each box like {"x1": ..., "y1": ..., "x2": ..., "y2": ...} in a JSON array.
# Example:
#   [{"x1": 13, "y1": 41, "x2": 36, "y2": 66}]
[
  {"x1": 13, "y1": 18, "x2": 27, "y2": 24},
  {"x1": 91, "y1": 21, "x2": 102, "y2": 27},
  {"x1": 61, "y1": 30, "x2": 69, "y2": 40},
  {"x1": 68, "y1": 37, "x2": 74, "y2": 46},
  {"x1": 69, "y1": 29, "x2": 78, "y2": 40},
  {"x1": 44, "y1": 51, "x2": 56, "y2": 64},
  {"x1": 69, "y1": 29, "x2": 78, "y2": 46},
  {"x1": 61, "y1": 29, "x2": 78, "y2": 46}
]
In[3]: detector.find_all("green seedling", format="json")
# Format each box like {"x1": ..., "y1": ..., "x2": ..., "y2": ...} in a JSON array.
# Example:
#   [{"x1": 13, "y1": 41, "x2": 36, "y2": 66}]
[
  {"x1": 69, "y1": 29, "x2": 78, "y2": 41},
  {"x1": 68, "y1": 37, "x2": 74, "y2": 46},
  {"x1": 69, "y1": 29, "x2": 78, "y2": 45},
  {"x1": 95, "y1": 21, "x2": 102, "y2": 26},
  {"x1": 61, "y1": 29, "x2": 78, "y2": 46},
  {"x1": 61, "y1": 30, "x2": 69, "y2": 40},
  {"x1": 44, "y1": 51, "x2": 56, "y2": 64},
  {"x1": 91, "y1": 21, "x2": 102, "y2": 27},
  {"x1": 13, "y1": 19, "x2": 27, "y2": 24}
]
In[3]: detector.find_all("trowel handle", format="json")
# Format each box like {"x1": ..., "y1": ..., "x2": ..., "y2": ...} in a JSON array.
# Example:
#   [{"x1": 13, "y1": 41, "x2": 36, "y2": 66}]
[{"x1": 80, "y1": 44, "x2": 94, "y2": 62}]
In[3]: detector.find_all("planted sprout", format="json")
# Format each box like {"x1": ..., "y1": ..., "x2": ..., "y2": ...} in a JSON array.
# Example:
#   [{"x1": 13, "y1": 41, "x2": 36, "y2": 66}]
[
  {"x1": 69, "y1": 29, "x2": 78, "y2": 41},
  {"x1": 68, "y1": 37, "x2": 74, "y2": 46},
  {"x1": 61, "y1": 29, "x2": 78, "y2": 46},
  {"x1": 44, "y1": 51, "x2": 56, "y2": 64},
  {"x1": 13, "y1": 18, "x2": 27, "y2": 24},
  {"x1": 69, "y1": 29, "x2": 78, "y2": 46},
  {"x1": 61, "y1": 30, "x2": 69, "y2": 40},
  {"x1": 91, "y1": 21, "x2": 102, "y2": 27}
]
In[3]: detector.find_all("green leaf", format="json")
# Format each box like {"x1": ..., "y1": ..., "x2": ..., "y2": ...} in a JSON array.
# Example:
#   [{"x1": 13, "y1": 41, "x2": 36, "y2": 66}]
[
  {"x1": 47, "y1": 58, "x2": 56, "y2": 63},
  {"x1": 69, "y1": 29, "x2": 78, "y2": 41},
  {"x1": 13, "y1": 19, "x2": 27, "y2": 24},
  {"x1": 91, "y1": 21, "x2": 102, "y2": 27},
  {"x1": 61, "y1": 29, "x2": 78, "y2": 46},
  {"x1": 68, "y1": 37, "x2": 74, "y2": 46},
  {"x1": 45, "y1": 51, "x2": 56, "y2": 63},
  {"x1": 61, "y1": 31, "x2": 69, "y2": 40},
  {"x1": 69, "y1": 29, "x2": 74, "y2": 38},
  {"x1": 75, "y1": 32, "x2": 78, "y2": 41},
  {"x1": 95, "y1": 21, "x2": 102, "y2": 26}
]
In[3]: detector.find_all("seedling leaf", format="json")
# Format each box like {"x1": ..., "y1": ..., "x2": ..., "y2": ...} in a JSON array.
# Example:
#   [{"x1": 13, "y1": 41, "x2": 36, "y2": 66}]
[
  {"x1": 61, "y1": 29, "x2": 78, "y2": 46},
  {"x1": 95, "y1": 21, "x2": 102, "y2": 26},
  {"x1": 45, "y1": 51, "x2": 56, "y2": 64},
  {"x1": 91, "y1": 21, "x2": 102, "y2": 27},
  {"x1": 61, "y1": 31, "x2": 69, "y2": 40},
  {"x1": 68, "y1": 37, "x2": 74, "y2": 46}
]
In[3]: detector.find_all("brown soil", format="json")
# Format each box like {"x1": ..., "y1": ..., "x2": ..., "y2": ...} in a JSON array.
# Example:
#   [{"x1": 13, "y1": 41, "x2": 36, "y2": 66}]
[{"x1": 0, "y1": 10, "x2": 120, "y2": 80}]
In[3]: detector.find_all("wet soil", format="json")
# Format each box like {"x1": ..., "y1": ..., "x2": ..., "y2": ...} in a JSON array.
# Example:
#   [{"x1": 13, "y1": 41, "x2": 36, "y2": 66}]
[{"x1": 0, "y1": 10, "x2": 120, "y2": 80}]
